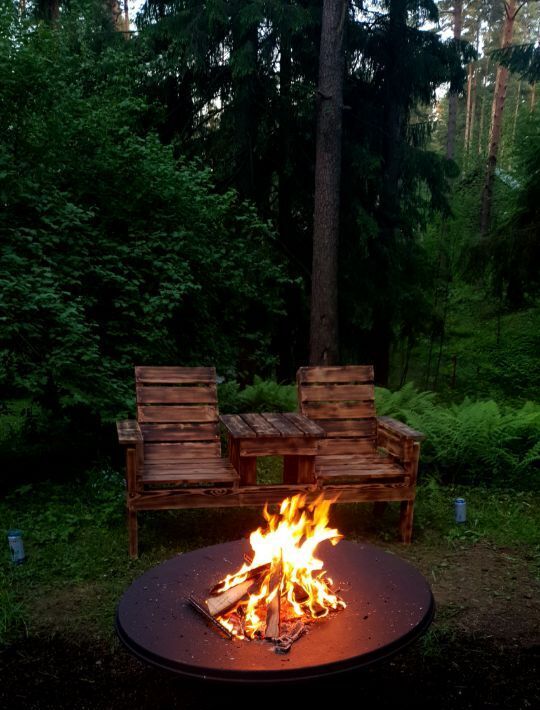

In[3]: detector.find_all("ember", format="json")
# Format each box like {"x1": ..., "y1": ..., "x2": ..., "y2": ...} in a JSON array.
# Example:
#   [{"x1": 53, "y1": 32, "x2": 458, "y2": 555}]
[{"x1": 192, "y1": 494, "x2": 346, "y2": 650}]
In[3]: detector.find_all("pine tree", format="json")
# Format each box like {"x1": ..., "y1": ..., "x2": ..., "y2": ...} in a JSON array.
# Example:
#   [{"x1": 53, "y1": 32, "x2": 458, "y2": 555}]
[
  {"x1": 480, "y1": 0, "x2": 525, "y2": 235},
  {"x1": 310, "y1": 0, "x2": 347, "y2": 365}
]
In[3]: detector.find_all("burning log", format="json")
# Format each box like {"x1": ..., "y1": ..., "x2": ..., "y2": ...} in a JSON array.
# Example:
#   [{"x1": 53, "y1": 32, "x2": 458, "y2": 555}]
[
  {"x1": 209, "y1": 562, "x2": 270, "y2": 596},
  {"x1": 188, "y1": 596, "x2": 234, "y2": 639},
  {"x1": 205, "y1": 578, "x2": 256, "y2": 617},
  {"x1": 190, "y1": 494, "x2": 346, "y2": 649},
  {"x1": 264, "y1": 557, "x2": 283, "y2": 640}
]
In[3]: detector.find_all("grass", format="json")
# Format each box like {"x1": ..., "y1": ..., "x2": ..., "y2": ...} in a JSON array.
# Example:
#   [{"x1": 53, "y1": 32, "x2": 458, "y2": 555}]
[{"x1": 1, "y1": 462, "x2": 539, "y2": 646}]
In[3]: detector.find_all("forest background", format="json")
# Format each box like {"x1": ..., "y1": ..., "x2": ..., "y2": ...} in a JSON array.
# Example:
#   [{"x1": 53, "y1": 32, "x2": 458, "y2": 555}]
[{"x1": 1, "y1": 0, "x2": 539, "y2": 492}]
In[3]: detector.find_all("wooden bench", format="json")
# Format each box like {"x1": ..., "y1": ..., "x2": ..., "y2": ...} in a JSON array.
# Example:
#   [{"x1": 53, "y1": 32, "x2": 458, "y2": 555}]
[
  {"x1": 117, "y1": 366, "x2": 238, "y2": 558},
  {"x1": 117, "y1": 365, "x2": 425, "y2": 557},
  {"x1": 297, "y1": 365, "x2": 425, "y2": 542}
]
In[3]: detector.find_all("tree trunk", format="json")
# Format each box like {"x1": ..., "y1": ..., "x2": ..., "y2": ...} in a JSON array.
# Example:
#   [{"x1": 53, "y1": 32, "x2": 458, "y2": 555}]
[
  {"x1": 509, "y1": 79, "x2": 522, "y2": 166},
  {"x1": 108, "y1": 0, "x2": 123, "y2": 29},
  {"x1": 309, "y1": 0, "x2": 347, "y2": 365},
  {"x1": 446, "y1": 0, "x2": 463, "y2": 160},
  {"x1": 480, "y1": 0, "x2": 522, "y2": 236},
  {"x1": 463, "y1": 63, "x2": 474, "y2": 162},
  {"x1": 531, "y1": 83, "x2": 536, "y2": 112},
  {"x1": 370, "y1": 0, "x2": 408, "y2": 386},
  {"x1": 232, "y1": 11, "x2": 259, "y2": 200},
  {"x1": 278, "y1": 5, "x2": 292, "y2": 249},
  {"x1": 477, "y1": 62, "x2": 487, "y2": 156}
]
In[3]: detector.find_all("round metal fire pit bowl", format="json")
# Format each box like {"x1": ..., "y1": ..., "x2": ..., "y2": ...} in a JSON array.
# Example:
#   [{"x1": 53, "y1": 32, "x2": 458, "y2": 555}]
[{"x1": 116, "y1": 539, "x2": 434, "y2": 682}]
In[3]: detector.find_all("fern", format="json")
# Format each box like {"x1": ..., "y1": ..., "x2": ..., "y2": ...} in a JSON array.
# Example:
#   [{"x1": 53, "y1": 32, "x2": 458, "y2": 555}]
[{"x1": 375, "y1": 386, "x2": 540, "y2": 487}]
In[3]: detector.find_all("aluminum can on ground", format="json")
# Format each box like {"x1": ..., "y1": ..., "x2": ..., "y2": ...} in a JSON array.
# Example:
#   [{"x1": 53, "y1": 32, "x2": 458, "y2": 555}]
[
  {"x1": 454, "y1": 498, "x2": 466, "y2": 524},
  {"x1": 7, "y1": 529, "x2": 26, "y2": 564}
]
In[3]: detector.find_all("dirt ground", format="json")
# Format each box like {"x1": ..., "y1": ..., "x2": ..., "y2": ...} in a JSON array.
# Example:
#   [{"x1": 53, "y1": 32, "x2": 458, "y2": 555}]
[{"x1": 1, "y1": 540, "x2": 538, "y2": 709}]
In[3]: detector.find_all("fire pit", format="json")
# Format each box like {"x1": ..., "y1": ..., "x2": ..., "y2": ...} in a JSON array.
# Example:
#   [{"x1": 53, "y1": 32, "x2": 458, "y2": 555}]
[{"x1": 116, "y1": 497, "x2": 434, "y2": 682}]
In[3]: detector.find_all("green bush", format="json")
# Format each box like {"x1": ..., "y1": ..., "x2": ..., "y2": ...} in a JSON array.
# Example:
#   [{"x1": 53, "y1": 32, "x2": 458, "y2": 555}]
[
  {"x1": 0, "y1": 8, "x2": 287, "y2": 427},
  {"x1": 376, "y1": 384, "x2": 540, "y2": 487}
]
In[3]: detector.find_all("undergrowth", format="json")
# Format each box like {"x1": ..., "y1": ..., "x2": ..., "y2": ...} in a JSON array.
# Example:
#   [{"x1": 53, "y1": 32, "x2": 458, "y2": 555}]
[{"x1": 376, "y1": 384, "x2": 540, "y2": 487}]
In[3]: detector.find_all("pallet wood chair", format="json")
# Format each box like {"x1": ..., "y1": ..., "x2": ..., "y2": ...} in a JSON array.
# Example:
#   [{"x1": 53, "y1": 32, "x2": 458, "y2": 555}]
[
  {"x1": 116, "y1": 366, "x2": 238, "y2": 558},
  {"x1": 297, "y1": 365, "x2": 425, "y2": 542}
]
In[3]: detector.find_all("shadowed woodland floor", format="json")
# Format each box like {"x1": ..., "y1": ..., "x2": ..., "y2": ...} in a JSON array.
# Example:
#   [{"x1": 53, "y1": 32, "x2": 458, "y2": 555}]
[{"x1": 1, "y1": 521, "x2": 538, "y2": 710}]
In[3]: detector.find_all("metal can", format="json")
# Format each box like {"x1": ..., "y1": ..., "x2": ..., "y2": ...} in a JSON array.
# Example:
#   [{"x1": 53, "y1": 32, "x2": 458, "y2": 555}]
[
  {"x1": 454, "y1": 498, "x2": 467, "y2": 524},
  {"x1": 7, "y1": 529, "x2": 26, "y2": 564}
]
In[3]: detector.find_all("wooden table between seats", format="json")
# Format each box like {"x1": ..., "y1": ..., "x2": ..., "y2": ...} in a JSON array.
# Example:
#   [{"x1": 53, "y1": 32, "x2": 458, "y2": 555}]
[{"x1": 219, "y1": 413, "x2": 326, "y2": 486}]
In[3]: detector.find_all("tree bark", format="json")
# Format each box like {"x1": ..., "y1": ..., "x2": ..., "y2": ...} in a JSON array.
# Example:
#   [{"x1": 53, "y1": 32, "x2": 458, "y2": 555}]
[
  {"x1": 278, "y1": 4, "x2": 292, "y2": 248},
  {"x1": 463, "y1": 63, "x2": 474, "y2": 161},
  {"x1": 480, "y1": 0, "x2": 523, "y2": 236},
  {"x1": 310, "y1": 0, "x2": 347, "y2": 365},
  {"x1": 232, "y1": 9, "x2": 259, "y2": 200},
  {"x1": 370, "y1": 0, "x2": 408, "y2": 386},
  {"x1": 446, "y1": 0, "x2": 463, "y2": 160}
]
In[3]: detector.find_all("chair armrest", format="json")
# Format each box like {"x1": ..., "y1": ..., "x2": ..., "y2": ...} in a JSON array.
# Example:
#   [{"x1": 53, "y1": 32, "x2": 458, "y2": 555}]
[
  {"x1": 377, "y1": 416, "x2": 424, "y2": 466},
  {"x1": 377, "y1": 416, "x2": 425, "y2": 442},
  {"x1": 116, "y1": 419, "x2": 143, "y2": 446}
]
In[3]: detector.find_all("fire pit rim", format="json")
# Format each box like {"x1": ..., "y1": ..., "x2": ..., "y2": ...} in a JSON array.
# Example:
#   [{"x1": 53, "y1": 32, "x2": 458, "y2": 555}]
[{"x1": 115, "y1": 539, "x2": 435, "y2": 683}]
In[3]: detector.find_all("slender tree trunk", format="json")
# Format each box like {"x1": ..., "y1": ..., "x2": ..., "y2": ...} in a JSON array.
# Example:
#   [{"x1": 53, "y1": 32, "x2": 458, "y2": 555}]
[
  {"x1": 124, "y1": 0, "x2": 129, "y2": 33},
  {"x1": 508, "y1": 79, "x2": 522, "y2": 167},
  {"x1": 310, "y1": 0, "x2": 347, "y2": 365},
  {"x1": 370, "y1": 0, "x2": 408, "y2": 385},
  {"x1": 232, "y1": 11, "x2": 259, "y2": 199},
  {"x1": 480, "y1": 0, "x2": 523, "y2": 236},
  {"x1": 531, "y1": 83, "x2": 536, "y2": 112},
  {"x1": 463, "y1": 63, "x2": 474, "y2": 162},
  {"x1": 478, "y1": 63, "x2": 487, "y2": 156},
  {"x1": 446, "y1": 0, "x2": 463, "y2": 160},
  {"x1": 278, "y1": 6, "x2": 292, "y2": 248}
]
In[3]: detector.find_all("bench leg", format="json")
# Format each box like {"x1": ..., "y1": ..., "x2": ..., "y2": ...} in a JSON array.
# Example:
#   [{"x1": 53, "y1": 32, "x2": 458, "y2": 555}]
[
  {"x1": 128, "y1": 508, "x2": 138, "y2": 559},
  {"x1": 239, "y1": 457, "x2": 257, "y2": 485},
  {"x1": 399, "y1": 500, "x2": 414, "y2": 543}
]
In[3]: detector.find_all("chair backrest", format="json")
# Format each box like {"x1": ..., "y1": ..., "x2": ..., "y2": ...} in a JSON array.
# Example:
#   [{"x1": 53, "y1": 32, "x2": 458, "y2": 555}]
[
  {"x1": 135, "y1": 366, "x2": 220, "y2": 460},
  {"x1": 297, "y1": 365, "x2": 376, "y2": 455}
]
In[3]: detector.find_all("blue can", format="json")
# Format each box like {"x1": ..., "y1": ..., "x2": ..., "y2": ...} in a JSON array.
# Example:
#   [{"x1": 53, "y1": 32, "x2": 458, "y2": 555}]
[
  {"x1": 7, "y1": 529, "x2": 26, "y2": 564},
  {"x1": 454, "y1": 498, "x2": 466, "y2": 524}
]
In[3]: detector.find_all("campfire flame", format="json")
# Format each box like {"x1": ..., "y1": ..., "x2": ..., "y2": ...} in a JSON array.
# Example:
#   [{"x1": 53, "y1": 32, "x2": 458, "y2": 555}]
[{"x1": 214, "y1": 494, "x2": 346, "y2": 639}]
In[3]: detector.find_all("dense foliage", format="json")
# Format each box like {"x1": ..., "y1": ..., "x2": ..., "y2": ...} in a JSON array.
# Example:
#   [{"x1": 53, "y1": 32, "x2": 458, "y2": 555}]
[{"x1": 0, "y1": 6, "x2": 286, "y2": 421}]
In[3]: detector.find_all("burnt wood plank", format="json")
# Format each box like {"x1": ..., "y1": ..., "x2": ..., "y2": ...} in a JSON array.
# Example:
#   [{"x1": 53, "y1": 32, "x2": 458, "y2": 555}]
[
  {"x1": 117, "y1": 419, "x2": 143, "y2": 444},
  {"x1": 261, "y1": 413, "x2": 304, "y2": 436},
  {"x1": 297, "y1": 365, "x2": 374, "y2": 383},
  {"x1": 285, "y1": 412, "x2": 326, "y2": 437},
  {"x1": 303, "y1": 401, "x2": 376, "y2": 420},
  {"x1": 300, "y1": 384, "x2": 374, "y2": 402},
  {"x1": 378, "y1": 416, "x2": 425, "y2": 441},
  {"x1": 136, "y1": 385, "x2": 217, "y2": 404},
  {"x1": 143, "y1": 473, "x2": 237, "y2": 485},
  {"x1": 318, "y1": 419, "x2": 377, "y2": 437},
  {"x1": 317, "y1": 438, "x2": 377, "y2": 455},
  {"x1": 140, "y1": 423, "x2": 219, "y2": 442},
  {"x1": 239, "y1": 437, "x2": 318, "y2": 457},
  {"x1": 219, "y1": 414, "x2": 257, "y2": 438},
  {"x1": 144, "y1": 442, "x2": 222, "y2": 460},
  {"x1": 138, "y1": 405, "x2": 217, "y2": 423},
  {"x1": 135, "y1": 366, "x2": 216, "y2": 384},
  {"x1": 316, "y1": 454, "x2": 392, "y2": 466},
  {"x1": 131, "y1": 483, "x2": 414, "y2": 510},
  {"x1": 240, "y1": 413, "x2": 279, "y2": 437}
]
